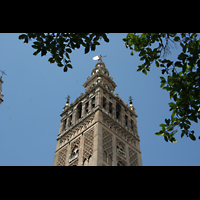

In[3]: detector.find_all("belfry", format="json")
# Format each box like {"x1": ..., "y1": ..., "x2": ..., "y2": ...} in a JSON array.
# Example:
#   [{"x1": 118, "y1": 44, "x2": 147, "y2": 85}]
[{"x1": 53, "y1": 58, "x2": 142, "y2": 166}]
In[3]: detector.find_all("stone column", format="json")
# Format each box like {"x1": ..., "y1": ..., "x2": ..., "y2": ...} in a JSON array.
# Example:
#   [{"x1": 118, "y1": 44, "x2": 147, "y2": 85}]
[
  {"x1": 112, "y1": 135, "x2": 117, "y2": 166},
  {"x1": 95, "y1": 89, "x2": 101, "y2": 107},
  {"x1": 121, "y1": 107, "x2": 125, "y2": 125},
  {"x1": 65, "y1": 143, "x2": 71, "y2": 166},
  {"x1": 82, "y1": 103, "x2": 86, "y2": 117},
  {"x1": 94, "y1": 110, "x2": 103, "y2": 166},
  {"x1": 58, "y1": 121, "x2": 64, "y2": 135},
  {"x1": 66, "y1": 117, "x2": 69, "y2": 129},
  {"x1": 72, "y1": 110, "x2": 76, "y2": 125},
  {"x1": 88, "y1": 99, "x2": 92, "y2": 112},
  {"x1": 112, "y1": 100, "x2": 116, "y2": 118},
  {"x1": 125, "y1": 143, "x2": 129, "y2": 165},
  {"x1": 78, "y1": 135, "x2": 84, "y2": 166}
]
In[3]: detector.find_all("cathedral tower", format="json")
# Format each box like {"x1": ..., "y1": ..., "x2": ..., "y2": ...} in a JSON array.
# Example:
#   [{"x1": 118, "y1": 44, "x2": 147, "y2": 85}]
[{"x1": 53, "y1": 59, "x2": 142, "y2": 166}]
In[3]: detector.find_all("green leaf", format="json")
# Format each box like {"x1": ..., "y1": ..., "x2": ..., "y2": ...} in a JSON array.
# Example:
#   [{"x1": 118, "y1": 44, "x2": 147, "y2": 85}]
[
  {"x1": 155, "y1": 61, "x2": 159, "y2": 67},
  {"x1": 63, "y1": 65, "x2": 68, "y2": 72},
  {"x1": 182, "y1": 64, "x2": 187, "y2": 74},
  {"x1": 178, "y1": 52, "x2": 188, "y2": 61},
  {"x1": 142, "y1": 69, "x2": 147, "y2": 75},
  {"x1": 31, "y1": 44, "x2": 38, "y2": 49},
  {"x1": 155, "y1": 132, "x2": 161, "y2": 135},
  {"x1": 66, "y1": 48, "x2": 72, "y2": 53},
  {"x1": 48, "y1": 57, "x2": 55, "y2": 63},
  {"x1": 159, "y1": 123, "x2": 166, "y2": 128},
  {"x1": 57, "y1": 63, "x2": 64, "y2": 67},
  {"x1": 175, "y1": 61, "x2": 182, "y2": 67},
  {"x1": 91, "y1": 43, "x2": 96, "y2": 51},
  {"x1": 167, "y1": 61, "x2": 173, "y2": 68},
  {"x1": 160, "y1": 82, "x2": 165, "y2": 88},
  {"x1": 160, "y1": 76, "x2": 166, "y2": 82},
  {"x1": 164, "y1": 136, "x2": 168, "y2": 142},
  {"x1": 103, "y1": 34, "x2": 109, "y2": 43},
  {"x1": 171, "y1": 111, "x2": 176, "y2": 123},
  {"x1": 130, "y1": 51, "x2": 134, "y2": 56},
  {"x1": 94, "y1": 41, "x2": 100, "y2": 46},
  {"x1": 33, "y1": 49, "x2": 40, "y2": 56},
  {"x1": 18, "y1": 34, "x2": 27, "y2": 40},
  {"x1": 183, "y1": 46, "x2": 186, "y2": 53},
  {"x1": 84, "y1": 45, "x2": 90, "y2": 54},
  {"x1": 165, "y1": 118, "x2": 170, "y2": 126},
  {"x1": 65, "y1": 52, "x2": 70, "y2": 59},
  {"x1": 173, "y1": 93, "x2": 177, "y2": 101},
  {"x1": 160, "y1": 76, "x2": 166, "y2": 87},
  {"x1": 41, "y1": 48, "x2": 47, "y2": 56},
  {"x1": 174, "y1": 36, "x2": 180, "y2": 41},
  {"x1": 168, "y1": 102, "x2": 176, "y2": 108},
  {"x1": 67, "y1": 64, "x2": 73, "y2": 69},
  {"x1": 189, "y1": 134, "x2": 196, "y2": 141}
]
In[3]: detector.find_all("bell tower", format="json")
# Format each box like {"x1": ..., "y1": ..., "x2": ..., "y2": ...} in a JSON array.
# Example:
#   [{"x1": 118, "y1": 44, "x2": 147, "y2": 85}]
[{"x1": 53, "y1": 58, "x2": 142, "y2": 166}]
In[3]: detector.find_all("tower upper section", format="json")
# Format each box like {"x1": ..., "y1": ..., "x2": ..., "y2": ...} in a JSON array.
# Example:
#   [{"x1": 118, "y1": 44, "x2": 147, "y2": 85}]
[
  {"x1": 83, "y1": 61, "x2": 117, "y2": 93},
  {"x1": 91, "y1": 61, "x2": 109, "y2": 76}
]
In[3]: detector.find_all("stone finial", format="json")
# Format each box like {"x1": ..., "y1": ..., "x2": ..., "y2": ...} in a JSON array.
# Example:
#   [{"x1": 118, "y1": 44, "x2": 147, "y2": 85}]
[
  {"x1": 66, "y1": 95, "x2": 70, "y2": 103},
  {"x1": 63, "y1": 95, "x2": 70, "y2": 110},
  {"x1": 129, "y1": 96, "x2": 133, "y2": 105}
]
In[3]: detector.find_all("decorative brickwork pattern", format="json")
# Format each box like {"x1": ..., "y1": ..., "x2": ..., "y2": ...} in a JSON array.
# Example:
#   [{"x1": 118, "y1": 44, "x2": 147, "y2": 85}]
[
  {"x1": 102, "y1": 128, "x2": 113, "y2": 156},
  {"x1": 83, "y1": 128, "x2": 94, "y2": 160},
  {"x1": 57, "y1": 146, "x2": 68, "y2": 166},
  {"x1": 69, "y1": 137, "x2": 81, "y2": 165},
  {"x1": 116, "y1": 156, "x2": 127, "y2": 166},
  {"x1": 129, "y1": 148, "x2": 138, "y2": 166}
]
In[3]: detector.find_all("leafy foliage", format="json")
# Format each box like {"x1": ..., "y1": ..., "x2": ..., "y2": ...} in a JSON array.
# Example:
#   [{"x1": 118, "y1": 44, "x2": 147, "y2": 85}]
[
  {"x1": 18, "y1": 33, "x2": 109, "y2": 72},
  {"x1": 19, "y1": 33, "x2": 200, "y2": 142},
  {"x1": 123, "y1": 33, "x2": 200, "y2": 142}
]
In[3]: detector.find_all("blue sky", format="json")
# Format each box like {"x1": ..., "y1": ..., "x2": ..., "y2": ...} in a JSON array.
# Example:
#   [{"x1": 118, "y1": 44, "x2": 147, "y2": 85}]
[{"x1": 0, "y1": 33, "x2": 199, "y2": 166}]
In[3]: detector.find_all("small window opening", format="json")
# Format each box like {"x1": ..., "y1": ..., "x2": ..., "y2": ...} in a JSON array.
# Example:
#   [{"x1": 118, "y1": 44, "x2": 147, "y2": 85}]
[
  {"x1": 69, "y1": 115, "x2": 72, "y2": 126},
  {"x1": 85, "y1": 101, "x2": 89, "y2": 113},
  {"x1": 77, "y1": 103, "x2": 82, "y2": 119},
  {"x1": 103, "y1": 97, "x2": 106, "y2": 108},
  {"x1": 116, "y1": 103, "x2": 121, "y2": 119},
  {"x1": 109, "y1": 102, "x2": 112, "y2": 114},
  {"x1": 92, "y1": 97, "x2": 95, "y2": 108},
  {"x1": 131, "y1": 120, "x2": 134, "y2": 130},
  {"x1": 125, "y1": 115, "x2": 128, "y2": 126},
  {"x1": 63, "y1": 118, "x2": 67, "y2": 131}
]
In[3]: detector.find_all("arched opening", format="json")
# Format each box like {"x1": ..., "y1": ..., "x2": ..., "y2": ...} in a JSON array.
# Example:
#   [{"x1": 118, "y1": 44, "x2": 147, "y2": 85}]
[
  {"x1": 88, "y1": 155, "x2": 92, "y2": 166},
  {"x1": 125, "y1": 115, "x2": 128, "y2": 126},
  {"x1": 103, "y1": 97, "x2": 106, "y2": 109},
  {"x1": 85, "y1": 101, "x2": 89, "y2": 113},
  {"x1": 69, "y1": 114, "x2": 72, "y2": 126},
  {"x1": 77, "y1": 103, "x2": 82, "y2": 119},
  {"x1": 116, "y1": 103, "x2": 121, "y2": 120},
  {"x1": 108, "y1": 155, "x2": 112, "y2": 166},
  {"x1": 131, "y1": 119, "x2": 134, "y2": 130},
  {"x1": 117, "y1": 160, "x2": 125, "y2": 166},
  {"x1": 103, "y1": 151, "x2": 107, "y2": 163},
  {"x1": 83, "y1": 158, "x2": 88, "y2": 166}
]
